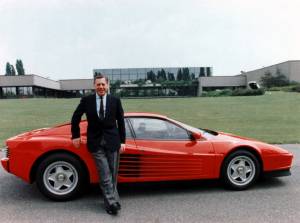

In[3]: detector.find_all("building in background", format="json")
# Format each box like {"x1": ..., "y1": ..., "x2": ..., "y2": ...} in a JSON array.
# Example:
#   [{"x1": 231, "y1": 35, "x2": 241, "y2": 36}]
[
  {"x1": 241, "y1": 60, "x2": 300, "y2": 84},
  {"x1": 197, "y1": 75, "x2": 246, "y2": 96},
  {"x1": 94, "y1": 66, "x2": 212, "y2": 97},
  {"x1": 0, "y1": 66, "x2": 213, "y2": 98},
  {"x1": 93, "y1": 67, "x2": 212, "y2": 83},
  {"x1": 0, "y1": 75, "x2": 93, "y2": 98},
  {"x1": 0, "y1": 75, "x2": 62, "y2": 98},
  {"x1": 196, "y1": 60, "x2": 300, "y2": 95},
  {"x1": 1, "y1": 61, "x2": 299, "y2": 98}
]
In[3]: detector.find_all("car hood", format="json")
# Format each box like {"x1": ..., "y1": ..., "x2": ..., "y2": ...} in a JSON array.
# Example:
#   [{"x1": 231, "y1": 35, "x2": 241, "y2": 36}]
[
  {"x1": 33, "y1": 123, "x2": 72, "y2": 137},
  {"x1": 7, "y1": 123, "x2": 72, "y2": 141},
  {"x1": 213, "y1": 131, "x2": 290, "y2": 154},
  {"x1": 217, "y1": 131, "x2": 260, "y2": 142}
]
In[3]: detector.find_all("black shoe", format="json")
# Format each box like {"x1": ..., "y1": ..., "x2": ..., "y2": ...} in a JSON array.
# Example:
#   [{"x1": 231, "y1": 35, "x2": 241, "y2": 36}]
[
  {"x1": 106, "y1": 203, "x2": 119, "y2": 215},
  {"x1": 116, "y1": 202, "x2": 121, "y2": 210}
]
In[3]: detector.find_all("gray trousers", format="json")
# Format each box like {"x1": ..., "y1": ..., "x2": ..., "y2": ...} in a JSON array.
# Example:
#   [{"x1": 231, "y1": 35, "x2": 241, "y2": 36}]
[{"x1": 92, "y1": 145, "x2": 120, "y2": 208}]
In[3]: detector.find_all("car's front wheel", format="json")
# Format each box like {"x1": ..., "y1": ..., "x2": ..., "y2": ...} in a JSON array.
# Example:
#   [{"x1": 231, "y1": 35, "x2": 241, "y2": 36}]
[
  {"x1": 221, "y1": 150, "x2": 260, "y2": 190},
  {"x1": 36, "y1": 153, "x2": 86, "y2": 201}
]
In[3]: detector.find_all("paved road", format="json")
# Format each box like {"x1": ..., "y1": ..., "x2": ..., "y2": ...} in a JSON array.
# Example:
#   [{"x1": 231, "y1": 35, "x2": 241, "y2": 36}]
[{"x1": 0, "y1": 144, "x2": 299, "y2": 223}]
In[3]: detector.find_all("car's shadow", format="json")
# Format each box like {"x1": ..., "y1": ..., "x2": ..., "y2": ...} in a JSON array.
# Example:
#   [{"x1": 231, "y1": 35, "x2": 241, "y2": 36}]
[
  {"x1": 85, "y1": 176, "x2": 289, "y2": 199},
  {"x1": 0, "y1": 172, "x2": 290, "y2": 204}
]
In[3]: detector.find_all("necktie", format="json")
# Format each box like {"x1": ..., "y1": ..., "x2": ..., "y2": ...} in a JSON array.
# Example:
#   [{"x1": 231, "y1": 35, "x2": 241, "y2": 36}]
[{"x1": 99, "y1": 96, "x2": 104, "y2": 120}]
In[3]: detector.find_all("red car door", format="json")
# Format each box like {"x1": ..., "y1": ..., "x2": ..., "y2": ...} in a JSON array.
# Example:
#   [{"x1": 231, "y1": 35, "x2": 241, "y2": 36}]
[
  {"x1": 118, "y1": 119, "x2": 140, "y2": 182},
  {"x1": 128, "y1": 117, "x2": 215, "y2": 182}
]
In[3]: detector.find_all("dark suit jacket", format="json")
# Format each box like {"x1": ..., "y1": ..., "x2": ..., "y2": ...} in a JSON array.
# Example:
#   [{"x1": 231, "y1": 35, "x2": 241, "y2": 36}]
[{"x1": 71, "y1": 94, "x2": 126, "y2": 153}]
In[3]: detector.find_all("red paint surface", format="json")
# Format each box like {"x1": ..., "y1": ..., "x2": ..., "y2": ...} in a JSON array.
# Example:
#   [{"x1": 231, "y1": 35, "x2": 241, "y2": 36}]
[{"x1": 1, "y1": 113, "x2": 293, "y2": 184}]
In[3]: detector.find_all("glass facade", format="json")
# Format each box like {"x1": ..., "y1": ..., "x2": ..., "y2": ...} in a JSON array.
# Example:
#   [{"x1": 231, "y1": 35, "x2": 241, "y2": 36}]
[
  {"x1": 94, "y1": 67, "x2": 212, "y2": 83},
  {"x1": 2, "y1": 87, "x2": 17, "y2": 97},
  {"x1": 18, "y1": 87, "x2": 33, "y2": 96},
  {"x1": 0, "y1": 86, "x2": 95, "y2": 99},
  {"x1": 110, "y1": 82, "x2": 199, "y2": 97}
]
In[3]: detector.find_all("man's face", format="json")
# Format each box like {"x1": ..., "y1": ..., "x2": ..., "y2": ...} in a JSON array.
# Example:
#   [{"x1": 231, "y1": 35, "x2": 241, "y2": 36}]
[{"x1": 94, "y1": 78, "x2": 108, "y2": 96}]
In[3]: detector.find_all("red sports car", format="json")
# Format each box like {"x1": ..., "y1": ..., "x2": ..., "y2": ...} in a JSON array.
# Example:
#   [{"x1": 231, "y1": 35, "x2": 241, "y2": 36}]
[{"x1": 1, "y1": 113, "x2": 293, "y2": 201}]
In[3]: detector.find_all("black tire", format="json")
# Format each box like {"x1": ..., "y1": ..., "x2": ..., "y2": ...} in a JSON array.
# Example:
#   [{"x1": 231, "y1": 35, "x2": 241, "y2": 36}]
[
  {"x1": 36, "y1": 153, "x2": 86, "y2": 201},
  {"x1": 221, "y1": 150, "x2": 260, "y2": 190}
]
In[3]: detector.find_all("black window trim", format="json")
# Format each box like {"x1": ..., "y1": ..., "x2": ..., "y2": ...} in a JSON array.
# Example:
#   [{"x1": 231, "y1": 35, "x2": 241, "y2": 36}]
[{"x1": 125, "y1": 117, "x2": 135, "y2": 139}]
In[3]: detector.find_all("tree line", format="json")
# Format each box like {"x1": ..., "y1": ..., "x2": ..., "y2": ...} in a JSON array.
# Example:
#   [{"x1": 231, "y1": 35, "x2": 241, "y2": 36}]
[
  {"x1": 5, "y1": 59, "x2": 25, "y2": 76},
  {"x1": 260, "y1": 68, "x2": 290, "y2": 88},
  {"x1": 146, "y1": 68, "x2": 209, "y2": 83}
]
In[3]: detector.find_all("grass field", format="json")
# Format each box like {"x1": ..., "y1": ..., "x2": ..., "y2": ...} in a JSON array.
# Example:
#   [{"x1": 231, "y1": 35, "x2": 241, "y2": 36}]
[{"x1": 0, "y1": 91, "x2": 300, "y2": 146}]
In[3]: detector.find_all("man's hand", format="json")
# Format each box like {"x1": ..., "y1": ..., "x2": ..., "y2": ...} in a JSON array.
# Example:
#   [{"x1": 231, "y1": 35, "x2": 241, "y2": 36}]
[
  {"x1": 120, "y1": 144, "x2": 126, "y2": 154},
  {"x1": 72, "y1": 138, "x2": 81, "y2": 149}
]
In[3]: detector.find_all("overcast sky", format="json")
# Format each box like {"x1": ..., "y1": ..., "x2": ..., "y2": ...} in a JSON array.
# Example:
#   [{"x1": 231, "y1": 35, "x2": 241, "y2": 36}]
[{"x1": 0, "y1": 0, "x2": 299, "y2": 80}]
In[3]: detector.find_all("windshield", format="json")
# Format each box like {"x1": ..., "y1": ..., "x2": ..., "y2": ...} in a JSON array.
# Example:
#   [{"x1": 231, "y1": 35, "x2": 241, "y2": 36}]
[
  {"x1": 168, "y1": 118, "x2": 204, "y2": 133},
  {"x1": 168, "y1": 118, "x2": 218, "y2": 136}
]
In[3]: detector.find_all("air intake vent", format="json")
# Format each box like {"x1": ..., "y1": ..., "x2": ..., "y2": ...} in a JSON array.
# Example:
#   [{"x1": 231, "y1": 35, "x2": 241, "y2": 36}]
[{"x1": 119, "y1": 154, "x2": 141, "y2": 177}]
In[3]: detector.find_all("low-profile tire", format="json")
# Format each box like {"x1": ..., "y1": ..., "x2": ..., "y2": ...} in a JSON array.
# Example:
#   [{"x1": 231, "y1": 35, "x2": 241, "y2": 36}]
[
  {"x1": 36, "y1": 153, "x2": 86, "y2": 201},
  {"x1": 221, "y1": 150, "x2": 260, "y2": 190}
]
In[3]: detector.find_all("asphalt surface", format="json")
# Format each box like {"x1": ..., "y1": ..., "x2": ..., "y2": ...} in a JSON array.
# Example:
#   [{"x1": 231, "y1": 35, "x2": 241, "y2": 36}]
[{"x1": 0, "y1": 144, "x2": 299, "y2": 223}]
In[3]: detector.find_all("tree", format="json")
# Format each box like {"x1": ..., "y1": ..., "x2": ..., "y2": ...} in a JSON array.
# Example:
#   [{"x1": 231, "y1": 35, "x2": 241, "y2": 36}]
[
  {"x1": 260, "y1": 71, "x2": 273, "y2": 88},
  {"x1": 132, "y1": 78, "x2": 145, "y2": 86},
  {"x1": 5, "y1": 62, "x2": 12, "y2": 76},
  {"x1": 182, "y1": 68, "x2": 190, "y2": 81},
  {"x1": 167, "y1": 72, "x2": 175, "y2": 81},
  {"x1": 199, "y1": 67, "x2": 205, "y2": 77},
  {"x1": 260, "y1": 69, "x2": 289, "y2": 88},
  {"x1": 146, "y1": 70, "x2": 156, "y2": 82},
  {"x1": 157, "y1": 69, "x2": 167, "y2": 82},
  {"x1": 160, "y1": 69, "x2": 166, "y2": 80},
  {"x1": 206, "y1": 67, "x2": 212, "y2": 77},
  {"x1": 11, "y1": 65, "x2": 16, "y2": 75},
  {"x1": 191, "y1": 73, "x2": 195, "y2": 80},
  {"x1": 176, "y1": 68, "x2": 183, "y2": 81},
  {"x1": 157, "y1": 70, "x2": 162, "y2": 80},
  {"x1": 16, "y1": 59, "x2": 25, "y2": 75},
  {"x1": 273, "y1": 68, "x2": 289, "y2": 86}
]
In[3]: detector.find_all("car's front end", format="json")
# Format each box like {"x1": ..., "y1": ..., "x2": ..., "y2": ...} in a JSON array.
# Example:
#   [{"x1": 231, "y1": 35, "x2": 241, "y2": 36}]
[
  {"x1": 0, "y1": 127, "x2": 68, "y2": 182},
  {"x1": 257, "y1": 143, "x2": 293, "y2": 177},
  {"x1": 1, "y1": 129, "x2": 45, "y2": 174},
  {"x1": 212, "y1": 131, "x2": 294, "y2": 177},
  {"x1": 1, "y1": 134, "x2": 39, "y2": 182}
]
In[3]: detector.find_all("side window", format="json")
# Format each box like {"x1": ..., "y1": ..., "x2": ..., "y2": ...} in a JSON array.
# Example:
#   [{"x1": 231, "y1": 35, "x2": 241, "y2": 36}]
[
  {"x1": 125, "y1": 119, "x2": 133, "y2": 139},
  {"x1": 129, "y1": 118, "x2": 189, "y2": 140}
]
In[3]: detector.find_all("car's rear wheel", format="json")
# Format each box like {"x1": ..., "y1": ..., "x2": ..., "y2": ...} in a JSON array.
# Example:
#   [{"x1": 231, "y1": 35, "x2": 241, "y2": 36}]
[
  {"x1": 221, "y1": 150, "x2": 260, "y2": 190},
  {"x1": 36, "y1": 153, "x2": 86, "y2": 201}
]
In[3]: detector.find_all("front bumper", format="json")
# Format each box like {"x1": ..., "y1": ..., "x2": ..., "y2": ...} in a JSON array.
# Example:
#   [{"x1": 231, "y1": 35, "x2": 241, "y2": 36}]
[{"x1": 263, "y1": 152, "x2": 293, "y2": 172}]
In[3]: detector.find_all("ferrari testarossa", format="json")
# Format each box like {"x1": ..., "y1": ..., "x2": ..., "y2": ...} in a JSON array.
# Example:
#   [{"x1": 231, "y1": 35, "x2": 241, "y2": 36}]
[{"x1": 1, "y1": 113, "x2": 293, "y2": 201}]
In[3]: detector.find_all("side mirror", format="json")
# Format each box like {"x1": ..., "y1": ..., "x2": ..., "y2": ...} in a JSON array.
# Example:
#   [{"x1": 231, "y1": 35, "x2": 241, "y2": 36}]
[{"x1": 191, "y1": 132, "x2": 202, "y2": 140}]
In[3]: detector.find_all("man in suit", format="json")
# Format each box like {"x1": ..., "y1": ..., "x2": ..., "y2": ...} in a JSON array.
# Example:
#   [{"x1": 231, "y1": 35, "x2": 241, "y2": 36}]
[{"x1": 71, "y1": 74, "x2": 125, "y2": 215}]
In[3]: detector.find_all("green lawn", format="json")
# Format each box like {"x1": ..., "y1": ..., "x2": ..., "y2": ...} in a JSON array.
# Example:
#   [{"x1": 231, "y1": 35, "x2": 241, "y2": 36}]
[{"x1": 0, "y1": 91, "x2": 300, "y2": 146}]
